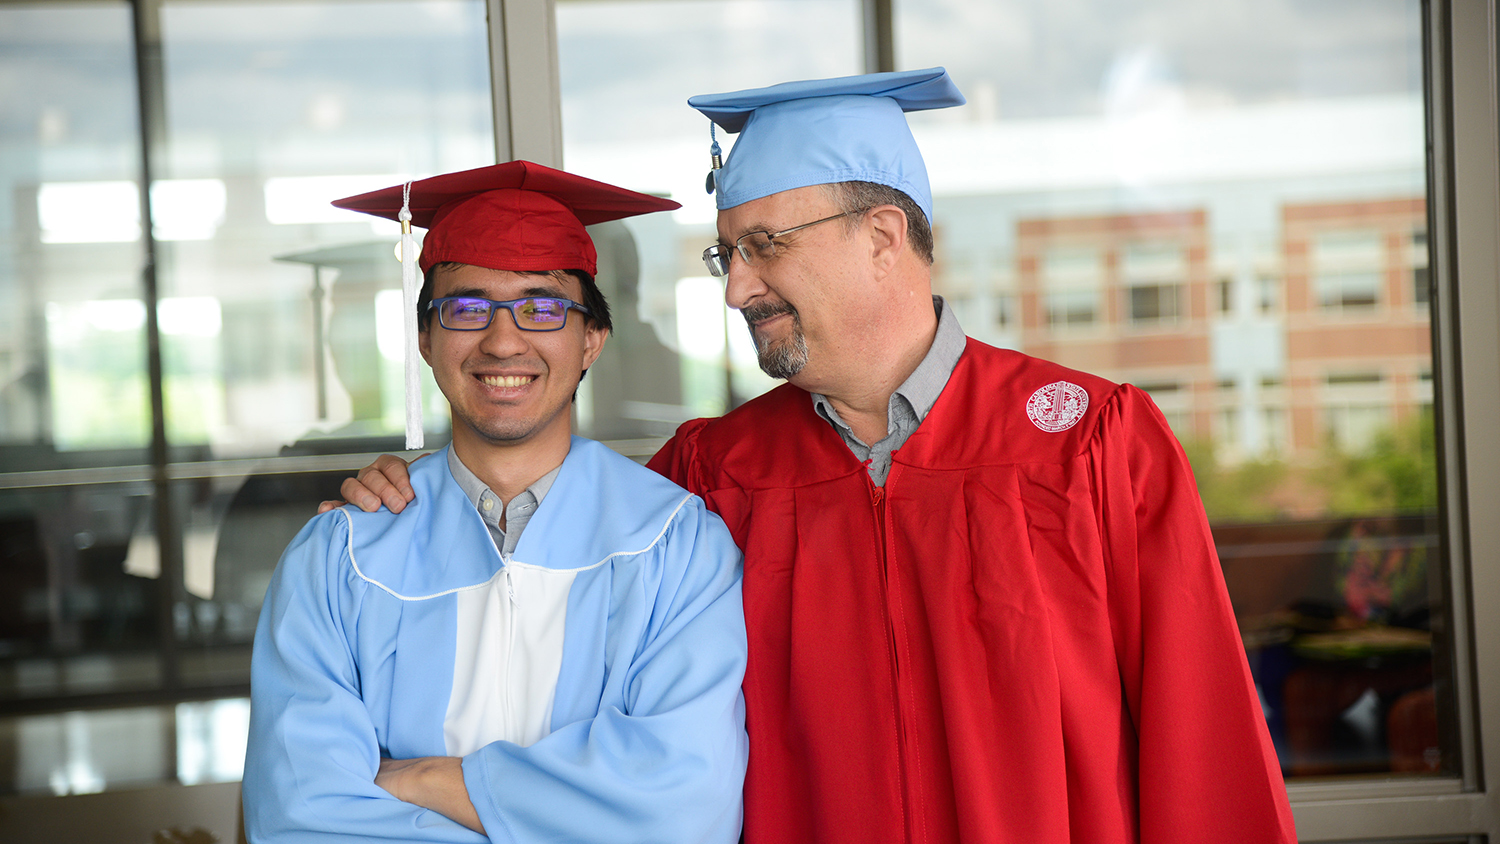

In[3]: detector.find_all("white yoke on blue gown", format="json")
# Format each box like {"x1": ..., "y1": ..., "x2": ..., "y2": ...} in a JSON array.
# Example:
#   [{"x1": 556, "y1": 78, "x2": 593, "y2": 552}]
[{"x1": 243, "y1": 438, "x2": 748, "y2": 844}]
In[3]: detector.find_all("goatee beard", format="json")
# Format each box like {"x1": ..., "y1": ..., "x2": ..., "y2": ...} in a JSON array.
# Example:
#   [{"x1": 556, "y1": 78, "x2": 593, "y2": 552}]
[{"x1": 741, "y1": 301, "x2": 807, "y2": 380}]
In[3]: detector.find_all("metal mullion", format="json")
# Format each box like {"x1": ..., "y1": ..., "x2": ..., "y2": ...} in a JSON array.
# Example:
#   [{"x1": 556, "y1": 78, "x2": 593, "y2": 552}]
[
  {"x1": 487, "y1": 0, "x2": 563, "y2": 167},
  {"x1": 1440, "y1": 0, "x2": 1500, "y2": 814},
  {"x1": 130, "y1": 0, "x2": 183, "y2": 695},
  {"x1": 1423, "y1": 0, "x2": 1482, "y2": 797},
  {"x1": 862, "y1": 0, "x2": 894, "y2": 74},
  {"x1": 0, "y1": 683, "x2": 252, "y2": 719}
]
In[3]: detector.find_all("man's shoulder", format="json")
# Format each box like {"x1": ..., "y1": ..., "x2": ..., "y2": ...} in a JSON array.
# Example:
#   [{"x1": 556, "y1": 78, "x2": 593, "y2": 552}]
[
  {"x1": 509, "y1": 437, "x2": 726, "y2": 568},
  {"x1": 333, "y1": 452, "x2": 502, "y2": 596},
  {"x1": 914, "y1": 338, "x2": 1138, "y2": 466},
  {"x1": 663, "y1": 383, "x2": 820, "y2": 456},
  {"x1": 953, "y1": 337, "x2": 1119, "y2": 395},
  {"x1": 652, "y1": 383, "x2": 855, "y2": 494},
  {"x1": 567, "y1": 436, "x2": 698, "y2": 506}
]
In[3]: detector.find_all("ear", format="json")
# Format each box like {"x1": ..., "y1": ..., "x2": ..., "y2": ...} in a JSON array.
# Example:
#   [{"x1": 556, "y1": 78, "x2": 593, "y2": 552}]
[
  {"x1": 580, "y1": 322, "x2": 608, "y2": 371},
  {"x1": 418, "y1": 323, "x2": 433, "y2": 366},
  {"x1": 865, "y1": 205, "x2": 908, "y2": 274}
]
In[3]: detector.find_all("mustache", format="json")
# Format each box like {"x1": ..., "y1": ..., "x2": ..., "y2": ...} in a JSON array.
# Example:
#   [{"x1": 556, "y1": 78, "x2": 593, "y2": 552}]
[{"x1": 741, "y1": 300, "x2": 798, "y2": 325}]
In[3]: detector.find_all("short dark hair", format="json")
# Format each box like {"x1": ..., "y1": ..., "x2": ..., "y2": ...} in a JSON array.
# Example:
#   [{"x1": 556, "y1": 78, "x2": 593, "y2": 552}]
[
  {"x1": 824, "y1": 181, "x2": 934, "y2": 265},
  {"x1": 418, "y1": 262, "x2": 612, "y2": 334}
]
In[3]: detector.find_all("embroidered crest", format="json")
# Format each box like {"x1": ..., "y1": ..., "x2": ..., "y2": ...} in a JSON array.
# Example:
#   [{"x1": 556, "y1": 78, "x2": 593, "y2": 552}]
[{"x1": 1026, "y1": 381, "x2": 1089, "y2": 432}]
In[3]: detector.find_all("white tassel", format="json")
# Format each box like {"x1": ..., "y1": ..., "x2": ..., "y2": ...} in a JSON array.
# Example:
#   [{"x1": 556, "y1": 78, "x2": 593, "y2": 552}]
[{"x1": 399, "y1": 181, "x2": 423, "y2": 450}]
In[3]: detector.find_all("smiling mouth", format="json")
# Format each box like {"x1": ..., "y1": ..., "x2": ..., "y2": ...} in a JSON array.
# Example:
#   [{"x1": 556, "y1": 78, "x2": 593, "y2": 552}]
[
  {"x1": 742, "y1": 301, "x2": 797, "y2": 330},
  {"x1": 479, "y1": 374, "x2": 536, "y2": 388}
]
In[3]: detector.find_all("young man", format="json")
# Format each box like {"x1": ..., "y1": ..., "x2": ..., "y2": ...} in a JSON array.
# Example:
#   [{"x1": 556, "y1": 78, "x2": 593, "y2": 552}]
[
  {"x1": 338, "y1": 71, "x2": 1296, "y2": 843},
  {"x1": 244, "y1": 161, "x2": 748, "y2": 844}
]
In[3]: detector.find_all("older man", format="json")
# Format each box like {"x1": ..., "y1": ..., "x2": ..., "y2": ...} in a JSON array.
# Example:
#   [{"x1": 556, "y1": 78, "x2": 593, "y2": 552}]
[
  {"x1": 337, "y1": 70, "x2": 1296, "y2": 844},
  {"x1": 246, "y1": 161, "x2": 747, "y2": 844}
]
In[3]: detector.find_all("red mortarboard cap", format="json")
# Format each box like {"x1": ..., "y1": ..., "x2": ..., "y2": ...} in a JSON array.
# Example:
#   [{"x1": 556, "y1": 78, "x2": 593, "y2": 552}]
[
  {"x1": 331, "y1": 160, "x2": 680, "y2": 275},
  {"x1": 328, "y1": 160, "x2": 677, "y2": 452}
]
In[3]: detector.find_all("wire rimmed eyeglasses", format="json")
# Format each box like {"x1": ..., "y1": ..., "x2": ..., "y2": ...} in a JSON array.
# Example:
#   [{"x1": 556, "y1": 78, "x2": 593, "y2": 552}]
[
  {"x1": 701, "y1": 208, "x2": 870, "y2": 278},
  {"x1": 427, "y1": 296, "x2": 591, "y2": 331}
]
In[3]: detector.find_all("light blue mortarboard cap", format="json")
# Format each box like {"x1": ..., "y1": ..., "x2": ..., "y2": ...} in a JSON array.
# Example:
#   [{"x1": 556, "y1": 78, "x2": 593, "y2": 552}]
[{"x1": 688, "y1": 67, "x2": 965, "y2": 225}]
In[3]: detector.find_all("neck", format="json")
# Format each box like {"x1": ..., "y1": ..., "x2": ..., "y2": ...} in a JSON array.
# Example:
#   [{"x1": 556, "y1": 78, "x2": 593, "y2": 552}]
[
  {"x1": 814, "y1": 295, "x2": 938, "y2": 445},
  {"x1": 449, "y1": 423, "x2": 571, "y2": 506}
]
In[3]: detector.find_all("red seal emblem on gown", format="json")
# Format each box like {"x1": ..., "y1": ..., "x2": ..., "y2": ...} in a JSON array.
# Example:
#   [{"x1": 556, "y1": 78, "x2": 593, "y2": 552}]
[{"x1": 1027, "y1": 381, "x2": 1089, "y2": 432}]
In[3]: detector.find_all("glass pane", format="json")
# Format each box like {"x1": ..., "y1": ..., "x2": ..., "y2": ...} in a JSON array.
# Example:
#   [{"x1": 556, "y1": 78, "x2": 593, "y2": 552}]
[
  {"x1": 0, "y1": 482, "x2": 164, "y2": 701},
  {"x1": 0, "y1": 698, "x2": 248, "y2": 795},
  {"x1": 176, "y1": 464, "x2": 358, "y2": 656},
  {"x1": 0, "y1": 3, "x2": 152, "y2": 462},
  {"x1": 145, "y1": 0, "x2": 496, "y2": 664},
  {"x1": 557, "y1": 0, "x2": 862, "y2": 432},
  {"x1": 154, "y1": 0, "x2": 494, "y2": 455},
  {"x1": 898, "y1": 0, "x2": 1443, "y2": 778}
]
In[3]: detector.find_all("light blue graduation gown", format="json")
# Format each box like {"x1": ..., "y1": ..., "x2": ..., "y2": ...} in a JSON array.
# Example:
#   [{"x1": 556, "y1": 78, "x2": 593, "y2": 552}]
[{"x1": 244, "y1": 438, "x2": 748, "y2": 843}]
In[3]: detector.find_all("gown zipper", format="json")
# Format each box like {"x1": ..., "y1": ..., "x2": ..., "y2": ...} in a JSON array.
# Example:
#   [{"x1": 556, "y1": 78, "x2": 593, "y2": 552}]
[{"x1": 870, "y1": 477, "x2": 914, "y2": 843}]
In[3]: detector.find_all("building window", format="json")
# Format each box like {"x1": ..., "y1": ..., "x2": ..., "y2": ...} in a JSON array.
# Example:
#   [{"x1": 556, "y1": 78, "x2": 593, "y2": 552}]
[
  {"x1": 1216, "y1": 278, "x2": 1233, "y2": 315},
  {"x1": 1314, "y1": 231, "x2": 1383, "y2": 312},
  {"x1": 1122, "y1": 242, "x2": 1184, "y2": 326},
  {"x1": 1042, "y1": 245, "x2": 1102, "y2": 328},
  {"x1": 1261, "y1": 406, "x2": 1288, "y2": 454},
  {"x1": 1412, "y1": 229, "x2": 1430, "y2": 307},
  {"x1": 995, "y1": 294, "x2": 1015, "y2": 330},
  {"x1": 1216, "y1": 406, "x2": 1239, "y2": 442},
  {"x1": 1257, "y1": 274, "x2": 1280, "y2": 314},
  {"x1": 1324, "y1": 372, "x2": 1390, "y2": 451},
  {"x1": 1046, "y1": 289, "x2": 1098, "y2": 327},
  {"x1": 1127, "y1": 283, "x2": 1181, "y2": 323}
]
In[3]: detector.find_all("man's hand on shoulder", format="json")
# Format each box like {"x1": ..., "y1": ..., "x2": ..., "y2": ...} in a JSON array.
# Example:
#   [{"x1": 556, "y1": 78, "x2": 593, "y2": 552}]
[
  {"x1": 316, "y1": 453, "x2": 424, "y2": 514},
  {"x1": 376, "y1": 755, "x2": 485, "y2": 834}
]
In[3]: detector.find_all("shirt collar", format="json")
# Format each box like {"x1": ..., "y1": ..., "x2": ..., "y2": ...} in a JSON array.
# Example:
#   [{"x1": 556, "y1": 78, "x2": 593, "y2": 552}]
[
  {"x1": 811, "y1": 295, "x2": 966, "y2": 437},
  {"x1": 447, "y1": 447, "x2": 562, "y2": 513}
]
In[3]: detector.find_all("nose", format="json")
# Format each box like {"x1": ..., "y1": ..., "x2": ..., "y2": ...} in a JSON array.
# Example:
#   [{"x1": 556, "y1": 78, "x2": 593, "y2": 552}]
[
  {"x1": 723, "y1": 252, "x2": 769, "y2": 312},
  {"x1": 475, "y1": 308, "x2": 532, "y2": 358}
]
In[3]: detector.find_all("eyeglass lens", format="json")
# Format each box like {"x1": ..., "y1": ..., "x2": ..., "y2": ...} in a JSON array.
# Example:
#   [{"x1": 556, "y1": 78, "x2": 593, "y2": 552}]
[
  {"x1": 439, "y1": 297, "x2": 571, "y2": 330},
  {"x1": 703, "y1": 247, "x2": 730, "y2": 277},
  {"x1": 700, "y1": 232, "x2": 780, "y2": 277}
]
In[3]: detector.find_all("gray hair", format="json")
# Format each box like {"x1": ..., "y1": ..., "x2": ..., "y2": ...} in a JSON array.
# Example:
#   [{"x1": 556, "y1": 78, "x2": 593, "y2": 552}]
[{"x1": 823, "y1": 181, "x2": 935, "y2": 265}]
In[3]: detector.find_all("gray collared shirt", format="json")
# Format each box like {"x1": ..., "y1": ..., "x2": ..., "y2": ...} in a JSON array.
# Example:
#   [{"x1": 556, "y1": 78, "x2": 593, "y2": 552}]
[
  {"x1": 812, "y1": 296, "x2": 966, "y2": 486},
  {"x1": 447, "y1": 448, "x2": 562, "y2": 556}
]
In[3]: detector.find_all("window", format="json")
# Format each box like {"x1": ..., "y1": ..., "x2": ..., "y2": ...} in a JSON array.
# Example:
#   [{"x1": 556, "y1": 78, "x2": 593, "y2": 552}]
[
  {"x1": 1257, "y1": 274, "x2": 1280, "y2": 314},
  {"x1": 1127, "y1": 283, "x2": 1180, "y2": 323},
  {"x1": 897, "y1": 0, "x2": 1455, "y2": 796},
  {"x1": 1323, "y1": 372, "x2": 1391, "y2": 452},
  {"x1": 1314, "y1": 230, "x2": 1383, "y2": 311},
  {"x1": 7, "y1": 1, "x2": 1500, "y2": 840},
  {"x1": 556, "y1": 0, "x2": 861, "y2": 419},
  {"x1": 0, "y1": 0, "x2": 494, "y2": 792},
  {"x1": 1216, "y1": 278, "x2": 1233, "y2": 315},
  {"x1": 1122, "y1": 242, "x2": 1185, "y2": 325},
  {"x1": 1041, "y1": 245, "x2": 1102, "y2": 328},
  {"x1": 1412, "y1": 229, "x2": 1431, "y2": 306}
]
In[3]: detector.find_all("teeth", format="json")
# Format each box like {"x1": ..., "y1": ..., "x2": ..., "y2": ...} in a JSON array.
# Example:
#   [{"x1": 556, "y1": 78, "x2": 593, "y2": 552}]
[{"x1": 481, "y1": 375, "x2": 533, "y2": 388}]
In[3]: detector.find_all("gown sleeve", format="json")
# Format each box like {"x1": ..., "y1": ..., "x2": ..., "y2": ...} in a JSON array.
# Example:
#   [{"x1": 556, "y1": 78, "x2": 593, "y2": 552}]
[
  {"x1": 645, "y1": 418, "x2": 711, "y2": 493},
  {"x1": 460, "y1": 496, "x2": 748, "y2": 844},
  {"x1": 243, "y1": 511, "x2": 489, "y2": 844},
  {"x1": 1088, "y1": 385, "x2": 1297, "y2": 843}
]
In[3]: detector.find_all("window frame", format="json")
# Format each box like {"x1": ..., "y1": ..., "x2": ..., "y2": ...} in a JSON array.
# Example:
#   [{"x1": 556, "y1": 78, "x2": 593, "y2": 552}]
[{"x1": 2, "y1": 0, "x2": 1498, "y2": 838}]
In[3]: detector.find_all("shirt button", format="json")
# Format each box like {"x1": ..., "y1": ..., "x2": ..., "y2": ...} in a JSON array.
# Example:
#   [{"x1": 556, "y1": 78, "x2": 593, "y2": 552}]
[{"x1": 482, "y1": 498, "x2": 494, "y2": 511}]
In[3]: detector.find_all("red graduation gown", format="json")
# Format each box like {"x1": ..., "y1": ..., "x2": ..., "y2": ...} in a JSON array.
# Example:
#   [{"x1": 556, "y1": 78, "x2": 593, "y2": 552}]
[{"x1": 648, "y1": 339, "x2": 1296, "y2": 844}]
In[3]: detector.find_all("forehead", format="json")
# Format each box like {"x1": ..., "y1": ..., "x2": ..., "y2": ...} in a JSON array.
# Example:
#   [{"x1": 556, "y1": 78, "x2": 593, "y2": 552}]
[
  {"x1": 433, "y1": 264, "x2": 582, "y2": 299},
  {"x1": 716, "y1": 184, "x2": 834, "y2": 239}
]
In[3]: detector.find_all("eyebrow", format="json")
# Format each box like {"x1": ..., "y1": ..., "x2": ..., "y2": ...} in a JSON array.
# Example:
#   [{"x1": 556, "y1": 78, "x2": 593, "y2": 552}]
[
  {"x1": 716, "y1": 220, "x2": 775, "y2": 246},
  {"x1": 444, "y1": 285, "x2": 572, "y2": 301}
]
